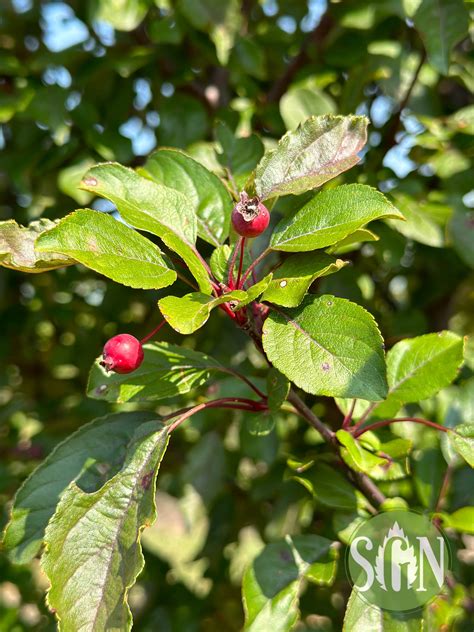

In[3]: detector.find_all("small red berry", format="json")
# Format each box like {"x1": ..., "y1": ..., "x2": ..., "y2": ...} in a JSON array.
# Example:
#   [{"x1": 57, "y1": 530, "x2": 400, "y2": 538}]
[
  {"x1": 231, "y1": 192, "x2": 270, "y2": 238},
  {"x1": 100, "y1": 334, "x2": 144, "y2": 374}
]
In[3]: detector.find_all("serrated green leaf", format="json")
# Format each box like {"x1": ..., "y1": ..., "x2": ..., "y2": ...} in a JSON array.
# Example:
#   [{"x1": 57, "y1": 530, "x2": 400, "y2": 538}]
[
  {"x1": 255, "y1": 115, "x2": 368, "y2": 200},
  {"x1": 266, "y1": 368, "x2": 290, "y2": 413},
  {"x1": 210, "y1": 244, "x2": 233, "y2": 282},
  {"x1": 448, "y1": 424, "x2": 474, "y2": 467},
  {"x1": 261, "y1": 252, "x2": 347, "y2": 307},
  {"x1": 413, "y1": 0, "x2": 469, "y2": 75},
  {"x1": 373, "y1": 331, "x2": 464, "y2": 419},
  {"x1": 0, "y1": 219, "x2": 74, "y2": 273},
  {"x1": 2, "y1": 412, "x2": 160, "y2": 564},
  {"x1": 242, "y1": 534, "x2": 339, "y2": 631},
  {"x1": 159, "y1": 290, "x2": 246, "y2": 334},
  {"x1": 343, "y1": 588, "x2": 423, "y2": 631},
  {"x1": 262, "y1": 295, "x2": 388, "y2": 401},
  {"x1": 80, "y1": 163, "x2": 212, "y2": 293},
  {"x1": 271, "y1": 184, "x2": 403, "y2": 252},
  {"x1": 41, "y1": 421, "x2": 169, "y2": 632},
  {"x1": 294, "y1": 462, "x2": 360, "y2": 510},
  {"x1": 140, "y1": 148, "x2": 232, "y2": 247},
  {"x1": 87, "y1": 342, "x2": 223, "y2": 403},
  {"x1": 36, "y1": 209, "x2": 176, "y2": 290},
  {"x1": 336, "y1": 430, "x2": 387, "y2": 473}
]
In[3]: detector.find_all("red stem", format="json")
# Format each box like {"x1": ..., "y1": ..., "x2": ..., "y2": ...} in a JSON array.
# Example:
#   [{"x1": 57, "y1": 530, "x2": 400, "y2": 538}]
[
  {"x1": 140, "y1": 320, "x2": 167, "y2": 344},
  {"x1": 354, "y1": 417, "x2": 449, "y2": 438},
  {"x1": 342, "y1": 399, "x2": 357, "y2": 430},
  {"x1": 166, "y1": 397, "x2": 267, "y2": 433},
  {"x1": 236, "y1": 237, "x2": 246, "y2": 289},
  {"x1": 227, "y1": 238, "x2": 243, "y2": 289},
  {"x1": 239, "y1": 247, "x2": 271, "y2": 287}
]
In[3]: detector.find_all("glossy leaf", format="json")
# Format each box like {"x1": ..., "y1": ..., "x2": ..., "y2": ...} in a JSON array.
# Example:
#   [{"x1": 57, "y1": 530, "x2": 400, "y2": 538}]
[
  {"x1": 336, "y1": 430, "x2": 387, "y2": 474},
  {"x1": 42, "y1": 421, "x2": 169, "y2": 632},
  {"x1": 2, "y1": 412, "x2": 160, "y2": 564},
  {"x1": 159, "y1": 290, "x2": 246, "y2": 334},
  {"x1": 373, "y1": 331, "x2": 464, "y2": 419},
  {"x1": 294, "y1": 462, "x2": 360, "y2": 510},
  {"x1": 255, "y1": 115, "x2": 369, "y2": 200},
  {"x1": 343, "y1": 588, "x2": 423, "y2": 631},
  {"x1": 448, "y1": 424, "x2": 474, "y2": 467},
  {"x1": 261, "y1": 252, "x2": 347, "y2": 307},
  {"x1": 87, "y1": 342, "x2": 223, "y2": 403},
  {"x1": 262, "y1": 295, "x2": 388, "y2": 401},
  {"x1": 270, "y1": 184, "x2": 403, "y2": 252},
  {"x1": 36, "y1": 209, "x2": 176, "y2": 290},
  {"x1": 242, "y1": 534, "x2": 339, "y2": 631},
  {"x1": 141, "y1": 148, "x2": 232, "y2": 246},
  {"x1": 266, "y1": 368, "x2": 290, "y2": 413},
  {"x1": 0, "y1": 219, "x2": 74, "y2": 273},
  {"x1": 437, "y1": 507, "x2": 474, "y2": 534},
  {"x1": 80, "y1": 163, "x2": 212, "y2": 293}
]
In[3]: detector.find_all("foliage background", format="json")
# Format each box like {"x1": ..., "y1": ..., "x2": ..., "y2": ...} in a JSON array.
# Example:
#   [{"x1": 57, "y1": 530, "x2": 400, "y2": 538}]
[{"x1": 0, "y1": 0, "x2": 473, "y2": 630}]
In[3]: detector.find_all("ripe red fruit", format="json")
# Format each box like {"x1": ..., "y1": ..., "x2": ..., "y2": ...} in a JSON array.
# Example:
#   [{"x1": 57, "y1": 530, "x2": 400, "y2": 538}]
[
  {"x1": 100, "y1": 334, "x2": 144, "y2": 374},
  {"x1": 231, "y1": 192, "x2": 270, "y2": 238}
]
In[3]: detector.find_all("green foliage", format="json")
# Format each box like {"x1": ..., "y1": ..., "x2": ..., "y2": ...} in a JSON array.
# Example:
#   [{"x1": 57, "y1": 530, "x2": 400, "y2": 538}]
[
  {"x1": 1, "y1": 2, "x2": 472, "y2": 630},
  {"x1": 36, "y1": 209, "x2": 177, "y2": 290},
  {"x1": 262, "y1": 295, "x2": 388, "y2": 400}
]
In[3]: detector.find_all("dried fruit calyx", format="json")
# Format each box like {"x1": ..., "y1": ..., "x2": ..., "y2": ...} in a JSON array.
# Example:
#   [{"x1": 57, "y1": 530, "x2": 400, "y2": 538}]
[{"x1": 231, "y1": 191, "x2": 270, "y2": 238}]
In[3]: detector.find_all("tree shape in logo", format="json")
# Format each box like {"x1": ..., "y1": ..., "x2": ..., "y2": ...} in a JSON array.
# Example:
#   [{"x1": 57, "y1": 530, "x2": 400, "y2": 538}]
[{"x1": 374, "y1": 522, "x2": 418, "y2": 592}]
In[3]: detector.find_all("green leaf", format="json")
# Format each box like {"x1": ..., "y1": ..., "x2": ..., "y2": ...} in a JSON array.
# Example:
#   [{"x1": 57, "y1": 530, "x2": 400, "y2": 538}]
[
  {"x1": 255, "y1": 115, "x2": 368, "y2": 200},
  {"x1": 234, "y1": 274, "x2": 273, "y2": 309},
  {"x1": 216, "y1": 121, "x2": 265, "y2": 177},
  {"x1": 261, "y1": 252, "x2": 348, "y2": 307},
  {"x1": 436, "y1": 507, "x2": 474, "y2": 533},
  {"x1": 87, "y1": 342, "x2": 223, "y2": 403},
  {"x1": 36, "y1": 209, "x2": 176, "y2": 290},
  {"x1": 373, "y1": 331, "x2": 464, "y2": 419},
  {"x1": 41, "y1": 421, "x2": 169, "y2": 632},
  {"x1": 280, "y1": 85, "x2": 336, "y2": 130},
  {"x1": 57, "y1": 158, "x2": 95, "y2": 205},
  {"x1": 270, "y1": 184, "x2": 403, "y2": 252},
  {"x1": 449, "y1": 208, "x2": 474, "y2": 269},
  {"x1": 247, "y1": 412, "x2": 275, "y2": 437},
  {"x1": 141, "y1": 148, "x2": 232, "y2": 247},
  {"x1": 336, "y1": 430, "x2": 387, "y2": 474},
  {"x1": 448, "y1": 424, "x2": 474, "y2": 467},
  {"x1": 178, "y1": 0, "x2": 241, "y2": 65},
  {"x1": 2, "y1": 412, "x2": 160, "y2": 564},
  {"x1": 386, "y1": 194, "x2": 448, "y2": 248},
  {"x1": 159, "y1": 290, "x2": 246, "y2": 334},
  {"x1": 266, "y1": 368, "x2": 290, "y2": 413},
  {"x1": 262, "y1": 295, "x2": 388, "y2": 401},
  {"x1": 210, "y1": 244, "x2": 233, "y2": 282},
  {"x1": 242, "y1": 534, "x2": 339, "y2": 631},
  {"x1": 343, "y1": 588, "x2": 423, "y2": 631},
  {"x1": 327, "y1": 227, "x2": 379, "y2": 255},
  {"x1": 294, "y1": 462, "x2": 360, "y2": 510},
  {"x1": 413, "y1": 0, "x2": 469, "y2": 75},
  {"x1": 91, "y1": 0, "x2": 149, "y2": 31},
  {"x1": 0, "y1": 219, "x2": 74, "y2": 273},
  {"x1": 80, "y1": 163, "x2": 212, "y2": 293}
]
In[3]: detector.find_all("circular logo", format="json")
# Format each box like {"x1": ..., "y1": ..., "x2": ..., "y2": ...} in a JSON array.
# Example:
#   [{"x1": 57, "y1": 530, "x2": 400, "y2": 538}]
[{"x1": 346, "y1": 510, "x2": 450, "y2": 612}]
